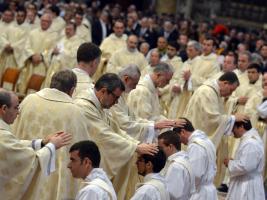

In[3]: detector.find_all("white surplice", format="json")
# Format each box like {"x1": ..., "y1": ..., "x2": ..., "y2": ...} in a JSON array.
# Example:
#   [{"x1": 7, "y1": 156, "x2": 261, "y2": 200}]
[
  {"x1": 160, "y1": 151, "x2": 195, "y2": 200},
  {"x1": 76, "y1": 168, "x2": 117, "y2": 200},
  {"x1": 226, "y1": 128, "x2": 265, "y2": 200},
  {"x1": 131, "y1": 173, "x2": 170, "y2": 200},
  {"x1": 187, "y1": 130, "x2": 218, "y2": 200}
]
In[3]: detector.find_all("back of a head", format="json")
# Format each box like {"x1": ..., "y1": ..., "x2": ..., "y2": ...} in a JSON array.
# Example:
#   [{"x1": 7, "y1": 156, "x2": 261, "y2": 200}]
[
  {"x1": 118, "y1": 64, "x2": 140, "y2": 79},
  {"x1": 234, "y1": 119, "x2": 252, "y2": 131},
  {"x1": 50, "y1": 69, "x2": 77, "y2": 94},
  {"x1": 49, "y1": 5, "x2": 60, "y2": 16},
  {"x1": 142, "y1": 149, "x2": 166, "y2": 173},
  {"x1": 218, "y1": 71, "x2": 239, "y2": 85},
  {"x1": 77, "y1": 42, "x2": 101, "y2": 63},
  {"x1": 158, "y1": 130, "x2": 181, "y2": 151},
  {"x1": 95, "y1": 73, "x2": 125, "y2": 92},
  {"x1": 69, "y1": 140, "x2": 101, "y2": 168},
  {"x1": 152, "y1": 62, "x2": 173, "y2": 74},
  {"x1": 173, "y1": 118, "x2": 195, "y2": 134}
]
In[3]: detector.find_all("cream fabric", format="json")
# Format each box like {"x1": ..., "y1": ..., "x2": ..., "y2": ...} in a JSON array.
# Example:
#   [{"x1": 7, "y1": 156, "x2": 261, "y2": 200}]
[
  {"x1": 72, "y1": 67, "x2": 94, "y2": 98},
  {"x1": 0, "y1": 119, "x2": 56, "y2": 200},
  {"x1": 168, "y1": 56, "x2": 200, "y2": 119},
  {"x1": 74, "y1": 88, "x2": 139, "y2": 200},
  {"x1": 226, "y1": 129, "x2": 265, "y2": 200},
  {"x1": 18, "y1": 28, "x2": 59, "y2": 92},
  {"x1": 106, "y1": 48, "x2": 148, "y2": 73},
  {"x1": 128, "y1": 75, "x2": 166, "y2": 121},
  {"x1": 13, "y1": 88, "x2": 89, "y2": 200},
  {"x1": 110, "y1": 92, "x2": 154, "y2": 142},
  {"x1": 77, "y1": 168, "x2": 117, "y2": 200},
  {"x1": 44, "y1": 34, "x2": 84, "y2": 87},
  {"x1": 189, "y1": 53, "x2": 220, "y2": 91},
  {"x1": 131, "y1": 173, "x2": 170, "y2": 200}
]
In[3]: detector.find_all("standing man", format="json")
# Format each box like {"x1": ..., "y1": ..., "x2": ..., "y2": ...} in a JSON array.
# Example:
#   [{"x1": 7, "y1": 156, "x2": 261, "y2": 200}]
[
  {"x1": 72, "y1": 42, "x2": 101, "y2": 98},
  {"x1": 111, "y1": 64, "x2": 182, "y2": 142},
  {"x1": 19, "y1": 13, "x2": 59, "y2": 93},
  {"x1": 168, "y1": 40, "x2": 202, "y2": 119},
  {"x1": 158, "y1": 130, "x2": 195, "y2": 200},
  {"x1": 0, "y1": 89, "x2": 71, "y2": 200},
  {"x1": 131, "y1": 149, "x2": 170, "y2": 200},
  {"x1": 74, "y1": 73, "x2": 158, "y2": 200},
  {"x1": 224, "y1": 120, "x2": 265, "y2": 200},
  {"x1": 107, "y1": 34, "x2": 148, "y2": 73},
  {"x1": 13, "y1": 69, "x2": 89, "y2": 200},
  {"x1": 68, "y1": 140, "x2": 117, "y2": 200},
  {"x1": 45, "y1": 22, "x2": 84, "y2": 87},
  {"x1": 183, "y1": 36, "x2": 220, "y2": 91},
  {"x1": 128, "y1": 62, "x2": 173, "y2": 121},
  {"x1": 183, "y1": 72, "x2": 246, "y2": 186},
  {"x1": 174, "y1": 118, "x2": 217, "y2": 200}
]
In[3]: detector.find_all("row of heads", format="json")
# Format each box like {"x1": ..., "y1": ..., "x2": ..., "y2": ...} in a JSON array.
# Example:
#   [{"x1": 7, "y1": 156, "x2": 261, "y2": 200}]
[{"x1": 69, "y1": 117, "x2": 252, "y2": 175}]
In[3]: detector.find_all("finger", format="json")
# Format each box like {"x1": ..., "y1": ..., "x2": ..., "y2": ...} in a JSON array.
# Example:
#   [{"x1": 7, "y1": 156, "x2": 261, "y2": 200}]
[{"x1": 56, "y1": 131, "x2": 64, "y2": 135}]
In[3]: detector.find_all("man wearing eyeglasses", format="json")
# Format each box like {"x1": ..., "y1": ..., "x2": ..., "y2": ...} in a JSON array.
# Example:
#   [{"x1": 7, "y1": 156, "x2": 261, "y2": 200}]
[{"x1": 74, "y1": 73, "x2": 158, "y2": 200}]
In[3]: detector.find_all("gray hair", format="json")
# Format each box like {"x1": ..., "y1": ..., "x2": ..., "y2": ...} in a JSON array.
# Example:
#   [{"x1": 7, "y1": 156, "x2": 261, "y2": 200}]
[
  {"x1": 187, "y1": 40, "x2": 202, "y2": 52},
  {"x1": 118, "y1": 64, "x2": 141, "y2": 78},
  {"x1": 239, "y1": 51, "x2": 252, "y2": 62},
  {"x1": 140, "y1": 42, "x2": 150, "y2": 49},
  {"x1": 152, "y1": 62, "x2": 174, "y2": 73},
  {"x1": 251, "y1": 53, "x2": 264, "y2": 65}
]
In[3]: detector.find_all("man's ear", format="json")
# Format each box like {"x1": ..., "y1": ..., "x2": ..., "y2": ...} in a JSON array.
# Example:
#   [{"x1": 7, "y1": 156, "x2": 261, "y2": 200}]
[
  {"x1": 124, "y1": 75, "x2": 129, "y2": 83},
  {"x1": 83, "y1": 157, "x2": 92, "y2": 167},
  {"x1": 99, "y1": 87, "x2": 108, "y2": 94},
  {"x1": 1, "y1": 105, "x2": 7, "y2": 112},
  {"x1": 146, "y1": 161, "x2": 153, "y2": 171}
]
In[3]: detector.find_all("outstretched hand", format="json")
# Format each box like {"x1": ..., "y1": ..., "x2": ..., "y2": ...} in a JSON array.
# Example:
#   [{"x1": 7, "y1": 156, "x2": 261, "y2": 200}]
[
  {"x1": 136, "y1": 143, "x2": 158, "y2": 156},
  {"x1": 46, "y1": 132, "x2": 72, "y2": 149}
]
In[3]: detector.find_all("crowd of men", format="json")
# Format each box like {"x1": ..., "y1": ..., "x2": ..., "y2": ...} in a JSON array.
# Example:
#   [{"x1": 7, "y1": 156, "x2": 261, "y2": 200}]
[{"x1": 0, "y1": 1, "x2": 267, "y2": 200}]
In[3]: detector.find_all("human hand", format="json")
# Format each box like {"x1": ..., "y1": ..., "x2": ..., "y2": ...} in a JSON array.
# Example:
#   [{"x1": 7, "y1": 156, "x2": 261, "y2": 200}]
[
  {"x1": 136, "y1": 143, "x2": 158, "y2": 155},
  {"x1": 237, "y1": 96, "x2": 248, "y2": 105},
  {"x1": 183, "y1": 70, "x2": 191, "y2": 81},
  {"x1": 32, "y1": 54, "x2": 42, "y2": 65},
  {"x1": 234, "y1": 113, "x2": 249, "y2": 122},
  {"x1": 172, "y1": 84, "x2": 181, "y2": 93},
  {"x1": 48, "y1": 132, "x2": 72, "y2": 149}
]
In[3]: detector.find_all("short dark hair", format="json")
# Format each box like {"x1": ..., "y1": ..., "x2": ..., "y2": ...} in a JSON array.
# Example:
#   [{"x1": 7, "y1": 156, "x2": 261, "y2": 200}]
[
  {"x1": 204, "y1": 34, "x2": 217, "y2": 47},
  {"x1": 50, "y1": 69, "x2": 77, "y2": 94},
  {"x1": 158, "y1": 130, "x2": 181, "y2": 151},
  {"x1": 173, "y1": 118, "x2": 195, "y2": 134},
  {"x1": 49, "y1": 5, "x2": 60, "y2": 16},
  {"x1": 247, "y1": 63, "x2": 261, "y2": 73},
  {"x1": 95, "y1": 73, "x2": 125, "y2": 93},
  {"x1": 168, "y1": 41, "x2": 180, "y2": 51},
  {"x1": 142, "y1": 149, "x2": 166, "y2": 173},
  {"x1": 77, "y1": 42, "x2": 101, "y2": 63},
  {"x1": 234, "y1": 120, "x2": 252, "y2": 131},
  {"x1": 0, "y1": 90, "x2": 11, "y2": 108},
  {"x1": 69, "y1": 140, "x2": 101, "y2": 168},
  {"x1": 218, "y1": 71, "x2": 239, "y2": 85}
]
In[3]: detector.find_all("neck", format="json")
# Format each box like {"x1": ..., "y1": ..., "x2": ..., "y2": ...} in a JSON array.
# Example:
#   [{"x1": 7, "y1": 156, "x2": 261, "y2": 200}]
[{"x1": 77, "y1": 63, "x2": 92, "y2": 77}]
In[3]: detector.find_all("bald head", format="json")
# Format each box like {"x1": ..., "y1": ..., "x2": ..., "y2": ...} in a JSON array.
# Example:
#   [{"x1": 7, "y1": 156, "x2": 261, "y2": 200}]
[{"x1": 40, "y1": 13, "x2": 53, "y2": 31}]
